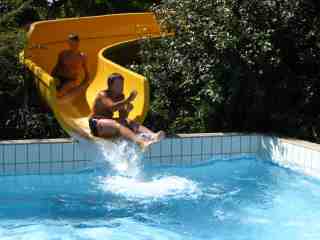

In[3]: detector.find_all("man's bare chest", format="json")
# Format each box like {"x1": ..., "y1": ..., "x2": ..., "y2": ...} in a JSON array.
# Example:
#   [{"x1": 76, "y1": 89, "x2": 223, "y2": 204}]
[{"x1": 61, "y1": 53, "x2": 82, "y2": 68}]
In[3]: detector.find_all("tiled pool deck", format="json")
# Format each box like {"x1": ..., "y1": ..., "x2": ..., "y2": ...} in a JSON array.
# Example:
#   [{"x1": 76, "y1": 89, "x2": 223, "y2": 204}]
[{"x1": 0, "y1": 134, "x2": 319, "y2": 178}]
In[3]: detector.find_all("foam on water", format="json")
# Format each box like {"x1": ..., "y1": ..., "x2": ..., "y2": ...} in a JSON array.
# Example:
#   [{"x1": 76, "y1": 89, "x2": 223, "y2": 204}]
[
  {"x1": 99, "y1": 175, "x2": 200, "y2": 200},
  {"x1": 95, "y1": 139, "x2": 200, "y2": 200}
]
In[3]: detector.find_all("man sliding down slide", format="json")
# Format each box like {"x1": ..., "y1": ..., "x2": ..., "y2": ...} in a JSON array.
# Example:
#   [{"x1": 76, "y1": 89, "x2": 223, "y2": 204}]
[
  {"x1": 89, "y1": 73, "x2": 165, "y2": 149},
  {"x1": 52, "y1": 33, "x2": 90, "y2": 99}
]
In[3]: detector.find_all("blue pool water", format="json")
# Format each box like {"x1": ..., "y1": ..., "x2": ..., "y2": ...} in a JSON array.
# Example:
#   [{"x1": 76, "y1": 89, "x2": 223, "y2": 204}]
[{"x1": 0, "y1": 144, "x2": 320, "y2": 239}]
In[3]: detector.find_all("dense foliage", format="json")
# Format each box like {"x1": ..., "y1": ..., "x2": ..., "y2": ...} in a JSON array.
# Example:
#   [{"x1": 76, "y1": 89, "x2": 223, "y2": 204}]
[
  {"x1": 128, "y1": 0, "x2": 320, "y2": 142},
  {"x1": 0, "y1": 0, "x2": 319, "y2": 143}
]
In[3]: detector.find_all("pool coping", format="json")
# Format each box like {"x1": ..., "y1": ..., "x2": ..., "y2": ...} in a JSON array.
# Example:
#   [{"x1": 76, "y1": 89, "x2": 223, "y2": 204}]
[
  {"x1": 1, "y1": 133, "x2": 319, "y2": 151},
  {"x1": 0, "y1": 138, "x2": 74, "y2": 145},
  {"x1": 278, "y1": 137, "x2": 320, "y2": 152},
  {"x1": 0, "y1": 132, "x2": 259, "y2": 144}
]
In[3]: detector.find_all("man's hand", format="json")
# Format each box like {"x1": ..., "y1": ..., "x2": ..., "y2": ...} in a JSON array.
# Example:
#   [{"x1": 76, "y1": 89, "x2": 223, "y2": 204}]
[
  {"x1": 127, "y1": 103, "x2": 134, "y2": 112},
  {"x1": 127, "y1": 90, "x2": 138, "y2": 102},
  {"x1": 119, "y1": 103, "x2": 133, "y2": 120}
]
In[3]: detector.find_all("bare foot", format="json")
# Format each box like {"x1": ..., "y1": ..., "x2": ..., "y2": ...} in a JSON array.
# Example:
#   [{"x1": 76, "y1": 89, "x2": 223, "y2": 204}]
[
  {"x1": 137, "y1": 131, "x2": 165, "y2": 151},
  {"x1": 153, "y1": 131, "x2": 166, "y2": 142},
  {"x1": 139, "y1": 140, "x2": 154, "y2": 151}
]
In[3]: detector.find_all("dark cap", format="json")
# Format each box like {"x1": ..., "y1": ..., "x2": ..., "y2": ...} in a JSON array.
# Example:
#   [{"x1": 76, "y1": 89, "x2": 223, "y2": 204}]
[{"x1": 68, "y1": 33, "x2": 80, "y2": 41}]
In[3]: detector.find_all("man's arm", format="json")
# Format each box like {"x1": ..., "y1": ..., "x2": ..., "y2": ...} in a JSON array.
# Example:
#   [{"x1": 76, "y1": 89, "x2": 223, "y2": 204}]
[
  {"x1": 51, "y1": 52, "x2": 64, "y2": 77},
  {"x1": 99, "y1": 92, "x2": 130, "y2": 112},
  {"x1": 81, "y1": 53, "x2": 90, "y2": 84},
  {"x1": 99, "y1": 91, "x2": 137, "y2": 112},
  {"x1": 119, "y1": 103, "x2": 133, "y2": 120},
  {"x1": 51, "y1": 52, "x2": 65, "y2": 89}
]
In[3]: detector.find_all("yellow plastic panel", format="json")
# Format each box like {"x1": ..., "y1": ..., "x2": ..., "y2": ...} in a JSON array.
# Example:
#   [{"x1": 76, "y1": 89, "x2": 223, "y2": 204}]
[{"x1": 22, "y1": 13, "x2": 161, "y2": 138}]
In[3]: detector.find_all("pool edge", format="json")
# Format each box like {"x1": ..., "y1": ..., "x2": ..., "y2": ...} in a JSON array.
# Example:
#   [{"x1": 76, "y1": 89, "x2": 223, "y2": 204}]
[{"x1": 0, "y1": 133, "x2": 319, "y2": 178}]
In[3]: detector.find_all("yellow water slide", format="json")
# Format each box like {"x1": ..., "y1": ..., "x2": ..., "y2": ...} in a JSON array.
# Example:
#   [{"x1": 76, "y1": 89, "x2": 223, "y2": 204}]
[{"x1": 22, "y1": 13, "x2": 161, "y2": 138}]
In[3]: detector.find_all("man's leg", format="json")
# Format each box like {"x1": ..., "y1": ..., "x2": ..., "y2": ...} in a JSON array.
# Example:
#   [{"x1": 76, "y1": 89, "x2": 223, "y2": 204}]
[
  {"x1": 127, "y1": 120, "x2": 165, "y2": 141},
  {"x1": 97, "y1": 119, "x2": 152, "y2": 149}
]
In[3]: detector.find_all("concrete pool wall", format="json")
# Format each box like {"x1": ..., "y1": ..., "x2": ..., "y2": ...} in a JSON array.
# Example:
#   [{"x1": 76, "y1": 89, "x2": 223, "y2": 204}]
[{"x1": 0, "y1": 134, "x2": 319, "y2": 178}]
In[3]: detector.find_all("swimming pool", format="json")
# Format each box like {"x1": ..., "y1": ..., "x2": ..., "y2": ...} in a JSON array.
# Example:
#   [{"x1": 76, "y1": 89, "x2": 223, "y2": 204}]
[{"x1": 0, "y1": 140, "x2": 320, "y2": 240}]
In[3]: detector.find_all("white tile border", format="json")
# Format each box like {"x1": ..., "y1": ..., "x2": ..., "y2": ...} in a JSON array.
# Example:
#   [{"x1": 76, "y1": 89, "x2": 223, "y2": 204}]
[
  {"x1": 0, "y1": 133, "x2": 260, "y2": 175},
  {"x1": 0, "y1": 134, "x2": 319, "y2": 178},
  {"x1": 260, "y1": 136, "x2": 320, "y2": 179}
]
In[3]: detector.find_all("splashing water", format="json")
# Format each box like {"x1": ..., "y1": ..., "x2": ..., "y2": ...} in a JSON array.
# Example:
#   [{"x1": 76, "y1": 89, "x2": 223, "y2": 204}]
[
  {"x1": 99, "y1": 175, "x2": 200, "y2": 200},
  {"x1": 95, "y1": 138, "x2": 200, "y2": 200},
  {"x1": 97, "y1": 139, "x2": 142, "y2": 178}
]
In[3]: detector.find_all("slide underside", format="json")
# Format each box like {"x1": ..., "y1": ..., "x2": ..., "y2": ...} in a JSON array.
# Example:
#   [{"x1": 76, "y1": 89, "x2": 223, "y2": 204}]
[{"x1": 22, "y1": 13, "x2": 161, "y2": 139}]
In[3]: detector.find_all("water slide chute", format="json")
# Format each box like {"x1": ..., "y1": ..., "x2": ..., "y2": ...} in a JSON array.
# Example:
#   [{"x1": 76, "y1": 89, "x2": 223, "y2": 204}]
[{"x1": 22, "y1": 13, "x2": 161, "y2": 138}]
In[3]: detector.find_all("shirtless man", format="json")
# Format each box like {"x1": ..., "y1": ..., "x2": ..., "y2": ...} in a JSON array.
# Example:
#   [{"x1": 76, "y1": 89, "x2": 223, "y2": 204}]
[
  {"x1": 89, "y1": 73, "x2": 165, "y2": 149},
  {"x1": 51, "y1": 33, "x2": 89, "y2": 98}
]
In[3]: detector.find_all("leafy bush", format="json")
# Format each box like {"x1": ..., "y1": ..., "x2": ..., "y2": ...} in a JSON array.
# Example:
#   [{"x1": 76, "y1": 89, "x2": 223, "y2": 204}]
[
  {"x1": 0, "y1": 29, "x2": 67, "y2": 139},
  {"x1": 128, "y1": 0, "x2": 320, "y2": 142},
  {"x1": 0, "y1": 1, "x2": 67, "y2": 140}
]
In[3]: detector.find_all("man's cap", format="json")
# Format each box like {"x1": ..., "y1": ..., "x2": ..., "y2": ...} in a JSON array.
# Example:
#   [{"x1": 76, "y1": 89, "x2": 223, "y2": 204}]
[{"x1": 68, "y1": 33, "x2": 80, "y2": 41}]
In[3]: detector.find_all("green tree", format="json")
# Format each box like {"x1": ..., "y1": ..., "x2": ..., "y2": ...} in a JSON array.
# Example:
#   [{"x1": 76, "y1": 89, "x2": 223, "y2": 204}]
[
  {"x1": 45, "y1": 0, "x2": 153, "y2": 18},
  {"x1": 129, "y1": 0, "x2": 320, "y2": 142}
]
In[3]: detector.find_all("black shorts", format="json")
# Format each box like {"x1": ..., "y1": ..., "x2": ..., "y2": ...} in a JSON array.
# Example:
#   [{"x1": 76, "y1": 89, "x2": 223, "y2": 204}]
[{"x1": 88, "y1": 118, "x2": 98, "y2": 136}]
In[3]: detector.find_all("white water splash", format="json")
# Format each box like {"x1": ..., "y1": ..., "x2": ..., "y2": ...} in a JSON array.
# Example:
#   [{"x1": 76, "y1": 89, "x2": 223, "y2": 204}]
[
  {"x1": 97, "y1": 139, "x2": 142, "y2": 178},
  {"x1": 99, "y1": 175, "x2": 200, "y2": 200},
  {"x1": 94, "y1": 138, "x2": 200, "y2": 200}
]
